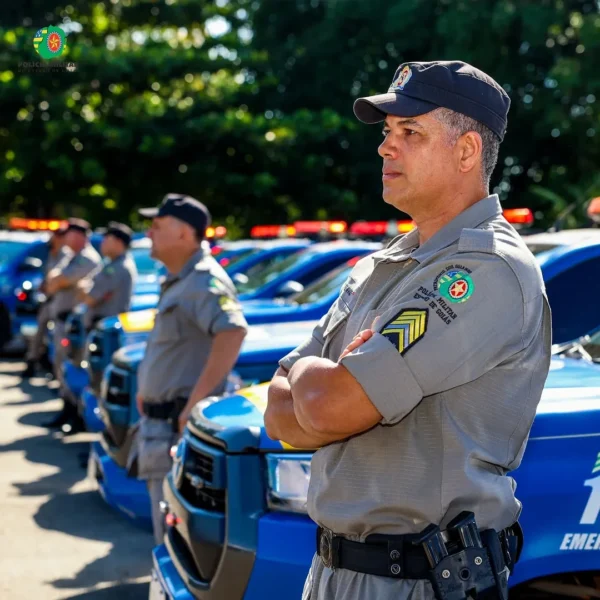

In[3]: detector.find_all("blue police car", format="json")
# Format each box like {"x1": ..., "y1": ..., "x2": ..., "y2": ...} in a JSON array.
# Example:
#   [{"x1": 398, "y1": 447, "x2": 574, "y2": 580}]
[
  {"x1": 0, "y1": 229, "x2": 51, "y2": 350},
  {"x1": 235, "y1": 241, "x2": 381, "y2": 301}
]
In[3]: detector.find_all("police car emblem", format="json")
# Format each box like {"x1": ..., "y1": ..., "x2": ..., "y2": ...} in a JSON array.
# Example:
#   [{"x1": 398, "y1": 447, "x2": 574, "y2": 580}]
[
  {"x1": 389, "y1": 65, "x2": 412, "y2": 91},
  {"x1": 172, "y1": 438, "x2": 188, "y2": 490}
]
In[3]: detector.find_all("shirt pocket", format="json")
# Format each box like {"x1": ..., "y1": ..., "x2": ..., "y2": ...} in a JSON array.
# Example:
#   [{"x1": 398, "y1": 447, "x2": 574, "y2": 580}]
[{"x1": 154, "y1": 302, "x2": 181, "y2": 342}]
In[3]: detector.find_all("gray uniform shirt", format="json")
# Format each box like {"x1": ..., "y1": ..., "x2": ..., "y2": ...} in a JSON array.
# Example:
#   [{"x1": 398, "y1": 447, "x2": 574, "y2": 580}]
[
  {"x1": 50, "y1": 243, "x2": 102, "y2": 318},
  {"x1": 46, "y1": 245, "x2": 72, "y2": 277},
  {"x1": 137, "y1": 246, "x2": 248, "y2": 402},
  {"x1": 281, "y1": 195, "x2": 552, "y2": 540},
  {"x1": 87, "y1": 253, "x2": 137, "y2": 325}
]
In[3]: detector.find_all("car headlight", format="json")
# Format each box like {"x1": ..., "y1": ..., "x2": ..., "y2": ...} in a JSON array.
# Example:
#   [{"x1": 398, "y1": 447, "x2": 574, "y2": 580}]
[{"x1": 266, "y1": 454, "x2": 312, "y2": 514}]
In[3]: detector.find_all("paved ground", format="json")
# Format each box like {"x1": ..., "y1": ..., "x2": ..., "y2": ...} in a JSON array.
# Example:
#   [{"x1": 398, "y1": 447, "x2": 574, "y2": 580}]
[{"x1": 0, "y1": 358, "x2": 154, "y2": 600}]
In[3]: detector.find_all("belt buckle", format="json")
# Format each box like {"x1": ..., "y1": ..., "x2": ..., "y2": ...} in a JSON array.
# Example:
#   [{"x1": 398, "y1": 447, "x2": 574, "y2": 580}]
[{"x1": 319, "y1": 527, "x2": 334, "y2": 569}]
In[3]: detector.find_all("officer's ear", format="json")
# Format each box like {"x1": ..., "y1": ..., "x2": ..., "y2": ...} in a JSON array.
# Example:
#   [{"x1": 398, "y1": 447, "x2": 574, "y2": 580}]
[{"x1": 457, "y1": 131, "x2": 482, "y2": 175}]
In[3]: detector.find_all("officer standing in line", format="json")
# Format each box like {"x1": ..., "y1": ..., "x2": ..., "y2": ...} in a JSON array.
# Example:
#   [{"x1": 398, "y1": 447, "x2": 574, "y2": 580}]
[
  {"x1": 78, "y1": 222, "x2": 137, "y2": 331},
  {"x1": 22, "y1": 223, "x2": 71, "y2": 378},
  {"x1": 133, "y1": 194, "x2": 247, "y2": 545},
  {"x1": 44, "y1": 218, "x2": 102, "y2": 429},
  {"x1": 265, "y1": 61, "x2": 552, "y2": 600}
]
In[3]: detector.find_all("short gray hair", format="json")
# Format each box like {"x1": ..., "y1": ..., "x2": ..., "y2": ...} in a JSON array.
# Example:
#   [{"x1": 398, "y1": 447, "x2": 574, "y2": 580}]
[{"x1": 431, "y1": 107, "x2": 500, "y2": 187}]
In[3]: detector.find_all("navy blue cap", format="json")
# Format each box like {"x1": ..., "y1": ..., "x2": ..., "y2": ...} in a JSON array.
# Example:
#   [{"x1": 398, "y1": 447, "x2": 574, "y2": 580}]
[
  {"x1": 66, "y1": 218, "x2": 91, "y2": 235},
  {"x1": 139, "y1": 194, "x2": 211, "y2": 237},
  {"x1": 106, "y1": 221, "x2": 132, "y2": 246},
  {"x1": 353, "y1": 61, "x2": 511, "y2": 140}
]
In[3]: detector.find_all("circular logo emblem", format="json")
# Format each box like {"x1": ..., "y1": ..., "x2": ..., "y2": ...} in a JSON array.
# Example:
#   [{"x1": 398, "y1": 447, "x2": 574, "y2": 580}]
[
  {"x1": 33, "y1": 26, "x2": 67, "y2": 60},
  {"x1": 438, "y1": 270, "x2": 474, "y2": 304}
]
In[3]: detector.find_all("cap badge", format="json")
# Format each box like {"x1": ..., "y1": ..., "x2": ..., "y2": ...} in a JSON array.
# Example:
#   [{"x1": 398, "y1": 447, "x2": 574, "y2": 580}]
[{"x1": 389, "y1": 65, "x2": 412, "y2": 92}]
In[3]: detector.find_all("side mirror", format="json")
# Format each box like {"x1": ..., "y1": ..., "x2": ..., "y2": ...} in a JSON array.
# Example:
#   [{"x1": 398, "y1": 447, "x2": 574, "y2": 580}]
[
  {"x1": 233, "y1": 272, "x2": 249, "y2": 285},
  {"x1": 19, "y1": 256, "x2": 43, "y2": 271},
  {"x1": 276, "y1": 280, "x2": 304, "y2": 297}
]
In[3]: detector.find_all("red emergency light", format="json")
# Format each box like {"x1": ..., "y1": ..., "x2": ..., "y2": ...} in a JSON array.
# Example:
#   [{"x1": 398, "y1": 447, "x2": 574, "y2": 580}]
[
  {"x1": 350, "y1": 220, "x2": 415, "y2": 236},
  {"x1": 293, "y1": 221, "x2": 347, "y2": 235},
  {"x1": 587, "y1": 197, "x2": 600, "y2": 224},
  {"x1": 350, "y1": 221, "x2": 388, "y2": 236},
  {"x1": 9, "y1": 217, "x2": 68, "y2": 231},
  {"x1": 503, "y1": 208, "x2": 533, "y2": 226},
  {"x1": 250, "y1": 225, "x2": 296, "y2": 238}
]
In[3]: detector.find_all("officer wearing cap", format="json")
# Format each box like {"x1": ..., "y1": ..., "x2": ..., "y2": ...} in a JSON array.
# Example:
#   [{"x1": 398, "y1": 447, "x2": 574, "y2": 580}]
[
  {"x1": 132, "y1": 193, "x2": 248, "y2": 544},
  {"x1": 78, "y1": 222, "x2": 137, "y2": 330},
  {"x1": 265, "y1": 61, "x2": 552, "y2": 600},
  {"x1": 45, "y1": 218, "x2": 101, "y2": 429},
  {"x1": 23, "y1": 223, "x2": 72, "y2": 378}
]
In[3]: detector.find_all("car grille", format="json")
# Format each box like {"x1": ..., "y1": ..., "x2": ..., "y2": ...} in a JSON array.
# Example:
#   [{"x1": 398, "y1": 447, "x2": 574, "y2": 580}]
[{"x1": 179, "y1": 443, "x2": 225, "y2": 512}]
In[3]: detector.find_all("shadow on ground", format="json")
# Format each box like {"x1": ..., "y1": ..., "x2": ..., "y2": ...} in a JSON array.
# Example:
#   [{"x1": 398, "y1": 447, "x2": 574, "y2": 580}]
[
  {"x1": 37, "y1": 490, "x2": 153, "y2": 589},
  {"x1": 59, "y1": 582, "x2": 150, "y2": 600}
]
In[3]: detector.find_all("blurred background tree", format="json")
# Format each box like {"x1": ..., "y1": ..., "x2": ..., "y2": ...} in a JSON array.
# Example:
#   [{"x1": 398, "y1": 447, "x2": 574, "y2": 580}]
[{"x1": 0, "y1": 0, "x2": 598, "y2": 233}]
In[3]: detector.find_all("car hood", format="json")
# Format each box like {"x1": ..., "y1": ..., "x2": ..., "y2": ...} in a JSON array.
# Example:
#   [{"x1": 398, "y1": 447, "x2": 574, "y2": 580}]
[
  {"x1": 189, "y1": 354, "x2": 600, "y2": 452},
  {"x1": 112, "y1": 319, "x2": 318, "y2": 373}
]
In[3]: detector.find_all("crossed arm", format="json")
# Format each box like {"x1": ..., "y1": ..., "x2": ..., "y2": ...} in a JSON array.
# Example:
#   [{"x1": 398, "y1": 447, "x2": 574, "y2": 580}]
[{"x1": 264, "y1": 330, "x2": 382, "y2": 448}]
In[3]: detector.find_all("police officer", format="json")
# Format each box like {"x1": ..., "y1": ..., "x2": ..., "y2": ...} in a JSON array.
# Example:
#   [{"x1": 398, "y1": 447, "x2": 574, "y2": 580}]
[
  {"x1": 45, "y1": 218, "x2": 102, "y2": 429},
  {"x1": 133, "y1": 194, "x2": 247, "y2": 545},
  {"x1": 265, "y1": 61, "x2": 552, "y2": 600},
  {"x1": 78, "y1": 222, "x2": 137, "y2": 330},
  {"x1": 22, "y1": 223, "x2": 71, "y2": 378}
]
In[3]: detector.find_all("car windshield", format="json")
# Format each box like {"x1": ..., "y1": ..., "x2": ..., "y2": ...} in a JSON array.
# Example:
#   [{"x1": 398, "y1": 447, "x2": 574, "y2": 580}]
[
  {"x1": 0, "y1": 241, "x2": 29, "y2": 264},
  {"x1": 130, "y1": 247, "x2": 161, "y2": 275},
  {"x1": 220, "y1": 247, "x2": 260, "y2": 269},
  {"x1": 289, "y1": 262, "x2": 354, "y2": 305},
  {"x1": 235, "y1": 249, "x2": 316, "y2": 294}
]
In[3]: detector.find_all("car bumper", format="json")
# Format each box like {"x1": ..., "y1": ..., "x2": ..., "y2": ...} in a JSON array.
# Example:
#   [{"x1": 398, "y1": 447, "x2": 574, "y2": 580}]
[
  {"x1": 161, "y1": 471, "x2": 315, "y2": 600},
  {"x1": 91, "y1": 440, "x2": 152, "y2": 530},
  {"x1": 151, "y1": 544, "x2": 195, "y2": 600},
  {"x1": 81, "y1": 387, "x2": 105, "y2": 433},
  {"x1": 64, "y1": 360, "x2": 90, "y2": 403}
]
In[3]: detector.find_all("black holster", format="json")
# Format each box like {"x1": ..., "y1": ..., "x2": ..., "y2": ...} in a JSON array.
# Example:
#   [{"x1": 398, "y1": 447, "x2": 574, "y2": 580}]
[{"x1": 415, "y1": 512, "x2": 519, "y2": 600}]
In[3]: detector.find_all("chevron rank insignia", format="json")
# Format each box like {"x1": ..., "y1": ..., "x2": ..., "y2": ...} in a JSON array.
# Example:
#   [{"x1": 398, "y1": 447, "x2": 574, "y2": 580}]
[{"x1": 380, "y1": 308, "x2": 428, "y2": 355}]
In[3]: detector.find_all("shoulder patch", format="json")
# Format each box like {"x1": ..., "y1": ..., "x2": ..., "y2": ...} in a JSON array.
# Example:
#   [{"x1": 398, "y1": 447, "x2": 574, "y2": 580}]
[
  {"x1": 458, "y1": 228, "x2": 496, "y2": 254},
  {"x1": 381, "y1": 308, "x2": 428, "y2": 355}
]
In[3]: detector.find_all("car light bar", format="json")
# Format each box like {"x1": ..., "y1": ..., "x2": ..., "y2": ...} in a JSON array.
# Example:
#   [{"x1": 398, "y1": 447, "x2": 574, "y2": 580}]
[
  {"x1": 293, "y1": 221, "x2": 347, "y2": 234},
  {"x1": 205, "y1": 225, "x2": 227, "y2": 239},
  {"x1": 9, "y1": 217, "x2": 68, "y2": 231},
  {"x1": 503, "y1": 208, "x2": 534, "y2": 225},
  {"x1": 350, "y1": 220, "x2": 415, "y2": 236},
  {"x1": 250, "y1": 225, "x2": 296, "y2": 238}
]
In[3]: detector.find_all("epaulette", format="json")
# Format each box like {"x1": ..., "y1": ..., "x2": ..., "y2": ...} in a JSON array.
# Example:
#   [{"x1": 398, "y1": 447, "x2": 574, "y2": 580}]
[{"x1": 458, "y1": 227, "x2": 496, "y2": 254}]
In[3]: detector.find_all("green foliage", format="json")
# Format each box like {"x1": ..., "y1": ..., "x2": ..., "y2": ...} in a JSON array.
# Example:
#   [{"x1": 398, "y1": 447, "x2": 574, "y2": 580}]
[{"x1": 0, "y1": 0, "x2": 599, "y2": 234}]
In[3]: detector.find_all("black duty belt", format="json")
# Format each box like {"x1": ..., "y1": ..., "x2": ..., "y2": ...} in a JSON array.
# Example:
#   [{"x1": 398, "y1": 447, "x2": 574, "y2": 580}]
[
  {"x1": 316, "y1": 523, "x2": 522, "y2": 579},
  {"x1": 143, "y1": 398, "x2": 187, "y2": 420}
]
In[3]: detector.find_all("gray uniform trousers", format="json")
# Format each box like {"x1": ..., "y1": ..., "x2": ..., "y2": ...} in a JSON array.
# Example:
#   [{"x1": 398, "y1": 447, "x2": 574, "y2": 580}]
[
  {"x1": 52, "y1": 319, "x2": 71, "y2": 401},
  {"x1": 26, "y1": 301, "x2": 51, "y2": 362},
  {"x1": 303, "y1": 554, "x2": 436, "y2": 600}
]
